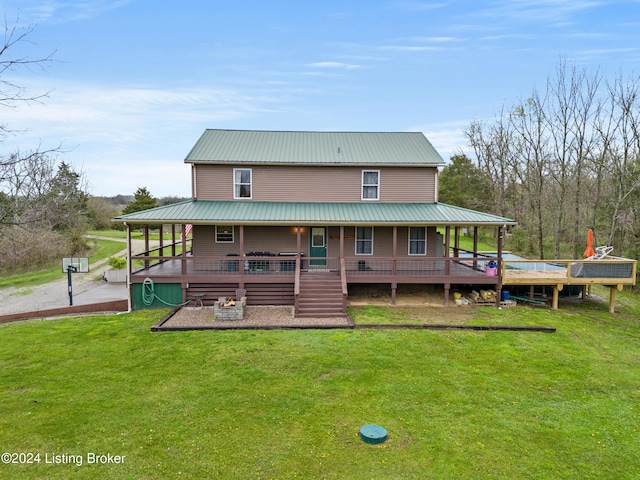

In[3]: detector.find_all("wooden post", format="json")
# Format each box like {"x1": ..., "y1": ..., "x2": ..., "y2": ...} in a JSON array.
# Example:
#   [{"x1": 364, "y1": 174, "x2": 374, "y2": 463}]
[
  {"x1": 552, "y1": 284, "x2": 563, "y2": 310},
  {"x1": 495, "y1": 225, "x2": 503, "y2": 308},
  {"x1": 181, "y1": 224, "x2": 187, "y2": 275},
  {"x1": 144, "y1": 225, "x2": 150, "y2": 270},
  {"x1": 444, "y1": 226, "x2": 451, "y2": 276},
  {"x1": 454, "y1": 226, "x2": 460, "y2": 257},
  {"x1": 392, "y1": 226, "x2": 397, "y2": 277},
  {"x1": 444, "y1": 283, "x2": 450, "y2": 307},
  {"x1": 609, "y1": 287, "x2": 616, "y2": 314},
  {"x1": 473, "y1": 226, "x2": 479, "y2": 270},
  {"x1": 239, "y1": 225, "x2": 245, "y2": 289},
  {"x1": 125, "y1": 222, "x2": 132, "y2": 312},
  {"x1": 171, "y1": 224, "x2": 176, "y2": 256}
]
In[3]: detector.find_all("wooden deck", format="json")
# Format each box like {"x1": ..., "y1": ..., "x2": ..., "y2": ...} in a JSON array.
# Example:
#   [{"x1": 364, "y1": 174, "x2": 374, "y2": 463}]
[
  {"x1": 127, "y1": 250, "x2": 636, "y2": 312},
  {"x1": 502, "y1": 258, "x2": 637, "y2": 312}
]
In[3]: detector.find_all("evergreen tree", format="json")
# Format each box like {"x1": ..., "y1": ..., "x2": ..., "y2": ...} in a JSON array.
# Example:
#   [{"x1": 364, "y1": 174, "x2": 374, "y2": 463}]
[
  {"x1": 121, "y1": 187, "x2": 158, "y2": 215},
  {"x1": 439, "y1": 154, "x2": 492, "y2": 211}
]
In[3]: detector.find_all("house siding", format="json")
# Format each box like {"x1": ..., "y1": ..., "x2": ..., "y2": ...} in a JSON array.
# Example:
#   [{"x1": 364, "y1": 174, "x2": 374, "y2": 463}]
[
  {"x1": 194, "y1": 165, "x2": 437, "y2": 202},
  {"x1": 192, "y1": 225, "x2": 441, "y2": 259}
]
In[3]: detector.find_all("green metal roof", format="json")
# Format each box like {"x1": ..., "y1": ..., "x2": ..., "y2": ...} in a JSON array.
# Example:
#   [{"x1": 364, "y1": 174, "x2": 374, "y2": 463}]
[
  {"x1": 115, "y1": 200, "x2": 515, "y2": 226},
  {"x1": 184, "y1": 130, "x2": 446, "y2": 166}
]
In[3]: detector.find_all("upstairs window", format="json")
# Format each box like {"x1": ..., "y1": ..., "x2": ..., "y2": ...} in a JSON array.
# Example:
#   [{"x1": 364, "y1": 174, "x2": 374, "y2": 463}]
[
  {"x1": 355, "y1": 226, "x2": 374, "y2": 255},
  {"x1": 409, "y1": 227, "x2": 426, "y2": 255},
  {"x1": 234, "y1": 168, "x2": 252, "y2": 199},
  {"x1": 362, "y1": 170, "x2": 380, "y2": 200}
]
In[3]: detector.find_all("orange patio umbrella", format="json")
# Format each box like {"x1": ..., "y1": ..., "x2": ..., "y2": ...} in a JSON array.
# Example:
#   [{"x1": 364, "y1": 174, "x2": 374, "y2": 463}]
[{"x1": 584, "y1": 228, "x2": 595, "y2": 258}]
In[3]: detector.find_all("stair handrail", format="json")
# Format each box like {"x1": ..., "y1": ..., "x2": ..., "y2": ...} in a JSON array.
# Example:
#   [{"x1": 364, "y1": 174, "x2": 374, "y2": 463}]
[
  {"x1": 294, "y1": 255, "x2": 301, "y2": 297},
  {"x1": 340, "y1": 257, "x2": 348, "y2": 296}
]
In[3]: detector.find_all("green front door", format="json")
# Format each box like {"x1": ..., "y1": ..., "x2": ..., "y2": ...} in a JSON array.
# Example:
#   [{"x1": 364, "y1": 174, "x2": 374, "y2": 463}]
[{"x1": 309, "y1": 227, "x2": 327, "y2": 266}]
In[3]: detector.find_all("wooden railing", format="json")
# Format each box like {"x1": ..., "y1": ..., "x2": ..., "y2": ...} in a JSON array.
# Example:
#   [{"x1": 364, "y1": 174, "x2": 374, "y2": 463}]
[
  {"x1": 501, "y1": 257, "x2": 637, "y2": 285},
  {"x1": 130, "y1": 253, "x2": 503, "y2": 279}
]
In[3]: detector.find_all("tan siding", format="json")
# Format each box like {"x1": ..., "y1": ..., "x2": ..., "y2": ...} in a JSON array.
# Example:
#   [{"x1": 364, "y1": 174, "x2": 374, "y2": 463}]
[
  {"x1": 194, "y1": 226, "x2": 443, "y2": 258},
  {"x1": 242, "y1": 226, "x2": 307, "y2": 254},
  {"x1": 193, "y1": 225, "x2": 308, "y2": 256},
  {"x1": 194, "y1": 165, "x2": 437, "y2": 202}
]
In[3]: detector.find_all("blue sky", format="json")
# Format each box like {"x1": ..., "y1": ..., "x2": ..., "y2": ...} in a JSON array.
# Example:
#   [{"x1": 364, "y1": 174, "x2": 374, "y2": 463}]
[{"x1": 3, "y1": 0, "x2": 640, "y2": 198}]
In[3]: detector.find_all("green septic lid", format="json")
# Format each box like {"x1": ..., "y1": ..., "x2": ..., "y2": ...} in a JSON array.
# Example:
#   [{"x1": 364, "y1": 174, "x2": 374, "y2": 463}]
[{"x1": 360, "y1": 424, "x2": 388, "y2": 444}]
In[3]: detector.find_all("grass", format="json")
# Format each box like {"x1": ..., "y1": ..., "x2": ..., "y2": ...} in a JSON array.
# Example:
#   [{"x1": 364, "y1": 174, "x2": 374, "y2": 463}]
[
  {"x1": 0, "y1": 293, "x2": 639, "y2": 479},
  {"x1": 88, "y1": 229, "x2": 181, "y2": 241},
  {"x1": 0, "y1": 238, "x2": 125, "y2": 290}
]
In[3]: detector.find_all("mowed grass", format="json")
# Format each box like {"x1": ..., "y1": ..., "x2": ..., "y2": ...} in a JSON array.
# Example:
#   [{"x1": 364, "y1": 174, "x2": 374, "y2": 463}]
[{"x1": 0, "y1": 295, "x2": 639, "y2": 479}]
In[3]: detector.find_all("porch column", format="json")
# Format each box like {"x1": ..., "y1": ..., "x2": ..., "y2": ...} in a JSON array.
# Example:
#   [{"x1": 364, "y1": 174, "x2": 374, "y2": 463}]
[
  {"x1": 339, "y1": 225, "x2": 344, "y2": 258},
  {"x1": 144, "y1": 225, "x2": 150, "y2": 270},
  {"x1": 171, "y1": 224, "x2": 176, "y2": 256},
  {"x1": 454, "y1": 226, "x2": 460, "y2": 257},
  {"x1": 444, "y1": 226, "x2": 451, "y2": 276},
  {"x1": 239, "y1": 225, "x2": 245, "y2": 289},
  {"x1": 473, "y1": 226, "x2": 479, "y2": 270},
  {"x1": 125, "y1": 222, "x2": 132, "y2": 312},
  {"x1": 296, "y1": 226, "x2": 302, "y2": 255},
  {"x1": 159, "y1": 224, "x2": 164, "y2": 256},
  {"x1": 181, "y1": 224, "x2": 187, "y2": 275},
  {"x1": 392, "y1": 226, "x2": 397, "y2": 305},
  {"x1": 495, "y1": 225, "x2": 503, "y2": 307}
]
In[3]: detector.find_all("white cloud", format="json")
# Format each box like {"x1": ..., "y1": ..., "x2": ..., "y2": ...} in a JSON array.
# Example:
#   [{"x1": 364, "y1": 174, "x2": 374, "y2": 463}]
[
  {"x1": 409, "y1": 120, "x2": 472, "y2": 161},
  {"x1": 3, "y1": 78, "x2": 295, "y2": 196},
  {"x1": 306, "y1": 62, "x2": 362, "y2": 70},
  {"x1": 5, "y1": 0, "x2": 132, "y2": 24}
]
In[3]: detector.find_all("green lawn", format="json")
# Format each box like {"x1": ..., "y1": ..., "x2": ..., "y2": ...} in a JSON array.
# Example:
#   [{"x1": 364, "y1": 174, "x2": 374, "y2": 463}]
[{"x1": 0, "y1": 295, "x2": 638, "y2": 479}]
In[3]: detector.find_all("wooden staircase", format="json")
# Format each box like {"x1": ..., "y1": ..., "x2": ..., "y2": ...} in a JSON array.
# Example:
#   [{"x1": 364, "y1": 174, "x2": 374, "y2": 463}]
[{"x1": 296, "y1": 271, "x2": 346, "y2": 318}]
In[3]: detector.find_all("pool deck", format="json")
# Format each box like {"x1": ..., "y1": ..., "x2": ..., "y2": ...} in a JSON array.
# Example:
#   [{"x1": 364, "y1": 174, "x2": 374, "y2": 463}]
[{"x1": 501, "y1": 257, "x2": 637, "y2": 312}]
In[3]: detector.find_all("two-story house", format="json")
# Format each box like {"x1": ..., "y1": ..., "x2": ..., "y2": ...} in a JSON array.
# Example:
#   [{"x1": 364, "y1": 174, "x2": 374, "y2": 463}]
[{"x1": 115, "y1": 129, "x2": 515, "y2": 316}]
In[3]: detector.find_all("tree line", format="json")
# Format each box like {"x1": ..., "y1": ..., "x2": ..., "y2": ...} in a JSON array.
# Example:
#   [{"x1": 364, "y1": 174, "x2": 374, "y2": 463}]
[{"x1": 441, "y1": 60, "x2": 640, "y2": 261}]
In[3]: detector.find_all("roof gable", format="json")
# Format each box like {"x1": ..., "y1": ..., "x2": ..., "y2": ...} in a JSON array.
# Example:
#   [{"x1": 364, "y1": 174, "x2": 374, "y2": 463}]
[{"x1": 184, "y1": 130, "x2": 445, "y2": 166}]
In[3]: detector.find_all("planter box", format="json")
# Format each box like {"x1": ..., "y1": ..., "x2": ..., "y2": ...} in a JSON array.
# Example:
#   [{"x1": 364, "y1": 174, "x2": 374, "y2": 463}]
[{"x1": 105, "y1": 269, "x2": 128, "y2": 283}]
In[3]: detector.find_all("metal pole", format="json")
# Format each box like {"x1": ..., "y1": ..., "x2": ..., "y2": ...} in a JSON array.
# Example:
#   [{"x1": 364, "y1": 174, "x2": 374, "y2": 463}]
[{"x1": 67, "y1": 265, "x2": 77, "y2": 306}]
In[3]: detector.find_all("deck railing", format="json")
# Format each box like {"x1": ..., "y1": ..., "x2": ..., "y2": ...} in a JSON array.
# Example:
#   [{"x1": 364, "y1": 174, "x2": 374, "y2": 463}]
[
  {"x1": 130, "y1": 253, "x2": 500, "y2": 279},
  {"x1": 502, "y1": 257, "x2": 637, "y2": 285}
]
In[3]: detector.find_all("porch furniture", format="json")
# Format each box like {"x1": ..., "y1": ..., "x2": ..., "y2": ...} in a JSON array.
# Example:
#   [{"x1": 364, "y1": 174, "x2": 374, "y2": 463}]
[{"x1": 191, "y1": 292, "x2": 206, "y2": 308}]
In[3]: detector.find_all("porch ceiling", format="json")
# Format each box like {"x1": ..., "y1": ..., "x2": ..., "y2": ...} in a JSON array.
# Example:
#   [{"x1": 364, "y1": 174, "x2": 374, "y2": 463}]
[{"x1": 114, "y1": 200, "x2": 516, "y2": 226}]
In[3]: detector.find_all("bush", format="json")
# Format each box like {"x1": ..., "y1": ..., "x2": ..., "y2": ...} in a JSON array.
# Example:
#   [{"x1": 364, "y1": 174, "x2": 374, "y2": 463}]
[{"x1": 107, "y1": 256, "x2": 127, "y2": 269}]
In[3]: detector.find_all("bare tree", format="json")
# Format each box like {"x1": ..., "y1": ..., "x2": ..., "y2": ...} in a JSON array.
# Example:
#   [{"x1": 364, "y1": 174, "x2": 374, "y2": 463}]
[{"x1": 0, "y1": 18, "x2": 55, "y2": 137}]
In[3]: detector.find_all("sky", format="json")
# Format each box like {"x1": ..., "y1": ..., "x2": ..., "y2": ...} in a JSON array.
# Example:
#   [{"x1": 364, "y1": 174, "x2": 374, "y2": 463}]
[{"x1": 2, "y1": 0, "x2": 640, "y2": 198}]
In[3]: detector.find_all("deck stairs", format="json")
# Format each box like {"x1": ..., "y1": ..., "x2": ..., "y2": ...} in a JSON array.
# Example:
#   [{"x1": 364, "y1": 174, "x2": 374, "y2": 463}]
[{"x1": 296, "y1": 270, "x2": 346, "y2": 318}]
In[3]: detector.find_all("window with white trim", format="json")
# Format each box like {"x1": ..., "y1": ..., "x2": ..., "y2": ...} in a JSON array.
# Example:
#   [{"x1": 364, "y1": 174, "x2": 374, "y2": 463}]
[
  {"x1": 355, "y1": 226, "x2": 374, "y2": 255},
  {"x1": 234, "y1": 168, "x2": 252, "y2": 199},
  {"x1": 361, "y1": 170, "x2": 380, "y2": 200},
  {"x1": 216, "y1": 226, "x2": 234, "y2": 243},
  {"x1": 408, "y1": 226, "x2": 426, "y2": 255}
]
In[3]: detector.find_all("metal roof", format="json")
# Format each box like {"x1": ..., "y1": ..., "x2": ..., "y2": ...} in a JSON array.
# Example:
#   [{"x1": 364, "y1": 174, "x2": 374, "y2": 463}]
[
  {"x1": 115, "y1": 200, "x2": 515, "y2": 226},
  {"x1": 184, "y1": 129, "x2": 446, "y2": 166}
]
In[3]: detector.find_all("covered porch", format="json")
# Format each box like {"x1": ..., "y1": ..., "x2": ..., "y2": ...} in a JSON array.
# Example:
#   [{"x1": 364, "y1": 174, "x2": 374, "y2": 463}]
[
  {"x1": 115, "y1": 200, "x2": 515, "y2": 314},
  {"x1": 122, "y1": 222, "x2": 508, "y2": 314}
]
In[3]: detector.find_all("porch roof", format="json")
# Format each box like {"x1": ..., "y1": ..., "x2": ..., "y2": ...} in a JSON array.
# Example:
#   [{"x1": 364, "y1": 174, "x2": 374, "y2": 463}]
[{"x1": 114, "y1": 200, "x2": 516, "y2": 226}]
